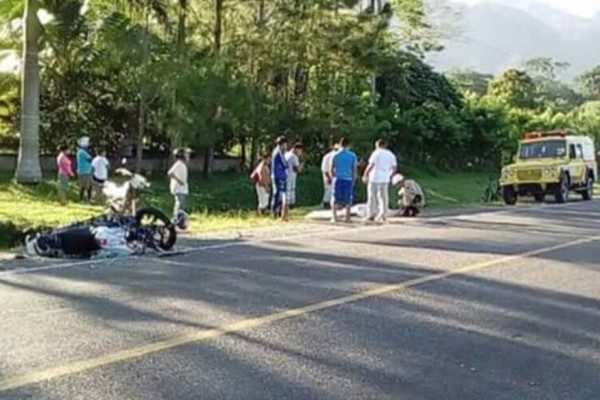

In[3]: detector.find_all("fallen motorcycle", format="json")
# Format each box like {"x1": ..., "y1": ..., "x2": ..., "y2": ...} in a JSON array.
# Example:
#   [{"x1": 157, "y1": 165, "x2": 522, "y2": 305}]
[{"x1": 26, "y1": 168, "x2": 177, "y2": 258}]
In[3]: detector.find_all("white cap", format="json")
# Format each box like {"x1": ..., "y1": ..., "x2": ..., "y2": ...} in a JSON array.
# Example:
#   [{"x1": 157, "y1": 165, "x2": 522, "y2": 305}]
[
  {"x1": 78, "y1": 136, "x2": 90, "y2": 148},
  {"x1": 392, "y1": 173, "x2": 404, "y2": 185}
]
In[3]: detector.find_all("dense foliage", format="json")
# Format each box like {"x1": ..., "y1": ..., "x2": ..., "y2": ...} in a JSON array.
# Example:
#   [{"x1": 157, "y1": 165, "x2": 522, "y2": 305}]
[{"x1": 1, "y1": 0, "x2": 600, "y2": 172}]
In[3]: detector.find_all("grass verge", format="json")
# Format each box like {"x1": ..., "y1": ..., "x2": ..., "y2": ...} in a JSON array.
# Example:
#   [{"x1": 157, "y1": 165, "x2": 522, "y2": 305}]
[{"x1": 0, "y1": 168, "x2": 494, "y2": 249}]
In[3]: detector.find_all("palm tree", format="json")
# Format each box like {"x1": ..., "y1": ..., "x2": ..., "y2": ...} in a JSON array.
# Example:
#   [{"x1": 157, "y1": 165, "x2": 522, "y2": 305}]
[{"x1": 15, "y1": 0, "x2": 42, "y2": 183}]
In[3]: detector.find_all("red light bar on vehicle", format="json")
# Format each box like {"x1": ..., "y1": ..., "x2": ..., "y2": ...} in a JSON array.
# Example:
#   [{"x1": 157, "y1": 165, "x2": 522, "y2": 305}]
[{"x1": 524, "y1": 130, "x2": 572, "y2": 139}]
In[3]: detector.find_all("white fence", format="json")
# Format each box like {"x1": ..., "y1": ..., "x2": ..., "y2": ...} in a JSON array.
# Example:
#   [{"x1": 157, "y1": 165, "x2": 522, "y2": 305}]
[{"x1": 0, "y1": 155, "x2": 241, "y2": 174}]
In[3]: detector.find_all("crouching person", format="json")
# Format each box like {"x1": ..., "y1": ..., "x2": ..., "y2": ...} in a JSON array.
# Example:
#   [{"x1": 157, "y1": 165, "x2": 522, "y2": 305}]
[{"x1": 392, "y1": 174, "x2": 425, "y2": 217}]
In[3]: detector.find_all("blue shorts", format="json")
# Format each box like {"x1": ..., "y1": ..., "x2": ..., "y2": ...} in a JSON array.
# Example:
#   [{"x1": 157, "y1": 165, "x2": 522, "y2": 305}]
[{"x1": 333, "y1": 179, "x2": 353, "y2": 206}]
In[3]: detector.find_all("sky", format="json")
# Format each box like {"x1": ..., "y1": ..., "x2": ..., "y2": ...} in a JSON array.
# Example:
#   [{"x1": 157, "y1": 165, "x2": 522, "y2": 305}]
[{"x1": 454, "y1": 0, "x2": 600, "y2": 18}]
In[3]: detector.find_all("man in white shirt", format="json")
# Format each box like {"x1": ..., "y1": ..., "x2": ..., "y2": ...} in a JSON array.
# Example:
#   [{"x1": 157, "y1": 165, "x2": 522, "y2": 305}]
[
  {"x1": 92, "y1": 149, "x2": 110, "y2": 184},
  {"x1": 285, "y1": 143, "x2": 303, "y2": 208},
  {"x1": 168, "y1": 148, "x2": 190, "y2": 218},
  {"x1": 91, "y1": 149, "x2": 110, "y2": 201},
  {"x1": 320, "y1": 144, "x2": 339, "y2": 209},
  {"x1": 362, "y1": 139, "x2": 397, "y2": 221}
]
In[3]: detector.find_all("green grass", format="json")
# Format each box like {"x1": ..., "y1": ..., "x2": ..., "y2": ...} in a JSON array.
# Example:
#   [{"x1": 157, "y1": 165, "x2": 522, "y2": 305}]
[
  {"x1": 401, "y1": 167, "x2": 497, "y2": 209},
  {"x1": 0, "y1": 168, "x2": 493, "y2": 249}
]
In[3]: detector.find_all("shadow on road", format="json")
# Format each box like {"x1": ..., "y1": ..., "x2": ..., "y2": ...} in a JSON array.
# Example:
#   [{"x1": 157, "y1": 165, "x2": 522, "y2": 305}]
[{"x1": 0, "y1": 203, "x2": 599, "y2": 399}]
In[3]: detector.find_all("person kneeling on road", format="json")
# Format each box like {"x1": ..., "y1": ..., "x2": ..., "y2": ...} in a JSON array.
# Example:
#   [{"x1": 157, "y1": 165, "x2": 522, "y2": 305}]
[{"x1": 392, "y1": 173, "x2": 425, "y2": 217}]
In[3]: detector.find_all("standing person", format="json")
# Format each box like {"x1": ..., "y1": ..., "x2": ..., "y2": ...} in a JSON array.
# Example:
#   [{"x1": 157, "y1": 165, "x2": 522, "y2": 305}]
[
  {"x1": 250, "y1": 154, "x2": 271, "y2": 216},
  {"x1": 91, "y1": 149, "x2": 110, "y2": 200},
  {"x1": 320, "y1": 144, "x2": 339, "y2": 209},
  {"x1": 285, "y1": 143, "x2": 304, "y2": 209},
  {"x1": 271, "y1": 136, "x2": 289, "y2": 220},
  {"x1": 330, "y1": 137, "x2": 357, "y2": 223},
  {"x1": 76, "y1": 137, "x2": 93, "y2": 203},
  {"x1": 362, "y1": 139, "x2": 397, "y2": 222},
  {"x1": 168, "y1": 148, "x2": 190, "y2": 221},
  {"x1": 56, "y1": 145, "x2": 75, "y2": 205}
]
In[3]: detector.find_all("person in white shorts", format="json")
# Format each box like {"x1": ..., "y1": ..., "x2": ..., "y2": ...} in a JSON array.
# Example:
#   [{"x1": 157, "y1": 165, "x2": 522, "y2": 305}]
[
  {"x1": 168, "y1": 148, "x2": 190, "y2": 218},
  {"x1": 250, "y1": 154, "x2": 271, "y2": 215},
  {"x1": 91, "y1": 149, "x2": 110, "y2": 200},
  {"x1": 362, "y1": 139, "x2": 397, "y2": 222},
  {"x1": 320, "y1": 144, "x2": 339, "y2": 209},
  {"x1": 285, "y1": 143, "x2": 304, "y2": 208}
]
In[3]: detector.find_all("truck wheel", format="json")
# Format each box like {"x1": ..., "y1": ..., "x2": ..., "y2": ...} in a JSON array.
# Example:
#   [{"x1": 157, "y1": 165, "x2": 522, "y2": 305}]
[
  {"x1": 555, "y1": 174, "x2": 570, "y2": 204},
  {"x1": 503, "y1": 186, "x2": 517, "y2": 205},
  {"x1": 533, "y1": 193, "x2": 545, "y2": 202},
  {"x1": 582, "y1": 174, "x2": 594, "y2": 201}
]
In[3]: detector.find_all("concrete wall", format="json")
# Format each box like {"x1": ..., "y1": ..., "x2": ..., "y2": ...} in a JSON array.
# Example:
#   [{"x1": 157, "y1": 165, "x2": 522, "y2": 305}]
[{"x1": 0, "y1": 155, "x2": 241, "y2": 174}]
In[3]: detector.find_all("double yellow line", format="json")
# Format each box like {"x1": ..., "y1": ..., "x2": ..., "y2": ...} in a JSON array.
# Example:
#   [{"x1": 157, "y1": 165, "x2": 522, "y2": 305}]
[{"x1": 0, "y1": 236, "x2": 596, "y2": 393}]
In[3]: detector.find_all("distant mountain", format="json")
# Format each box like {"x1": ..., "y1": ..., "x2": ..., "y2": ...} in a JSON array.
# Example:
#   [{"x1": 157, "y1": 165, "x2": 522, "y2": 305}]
[{"x1": 427, "y1": 0, "x2": 600, "y2": 80}]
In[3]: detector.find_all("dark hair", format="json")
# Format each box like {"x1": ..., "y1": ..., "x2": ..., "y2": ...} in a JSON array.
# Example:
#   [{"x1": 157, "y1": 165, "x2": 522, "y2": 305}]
[
  {"x1": 339, "y1": 137, "x2": 349, "y2": 147},
  {"x1": 174, "y1": 148, "x2": 187, "y2": 160},
  {"x1": 376, "y1": 139, "x2": 386, "y2": 148},
  {"x1": 58, "y1": 144, "x2": 68, "y2": 152},
  {"x1": 275, "y1": 136, "x2": 288, "y2": 145},
  {"x1": 292, "y1": 142, "x2": 303, "y2": 150},
  {"x1": 262, "y1": 153, "x2": 271, "y2": 160}
]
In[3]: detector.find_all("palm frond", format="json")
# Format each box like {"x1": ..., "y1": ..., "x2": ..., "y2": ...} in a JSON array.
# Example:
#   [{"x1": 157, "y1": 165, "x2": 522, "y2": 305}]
[{"x1": 0, "y1": 0, "x2": 23, "y2": 22}]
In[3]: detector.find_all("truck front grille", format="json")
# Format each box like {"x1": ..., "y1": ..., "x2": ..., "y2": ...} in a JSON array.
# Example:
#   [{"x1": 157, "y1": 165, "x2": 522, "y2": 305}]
[{"x1": 517, "y1": 169, "x2": 542, "y2": 182}]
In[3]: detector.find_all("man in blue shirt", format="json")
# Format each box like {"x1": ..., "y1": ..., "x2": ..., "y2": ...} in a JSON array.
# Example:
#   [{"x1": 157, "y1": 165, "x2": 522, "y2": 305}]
[
  {"x1": 330, "y1": 137, "x2": 357, "y2": 223},
  {"x1": 271, "y1": 136, "x2": 289, "y2": 220},
  {"x1": 76, "y1": 136, "x2": 93, "y2": 203}
]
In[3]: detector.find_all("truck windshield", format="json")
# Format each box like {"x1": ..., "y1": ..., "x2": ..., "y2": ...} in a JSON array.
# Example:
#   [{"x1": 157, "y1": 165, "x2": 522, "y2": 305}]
[{"x1": 519, "y1": 140, "x2": 566, "y2": 159}]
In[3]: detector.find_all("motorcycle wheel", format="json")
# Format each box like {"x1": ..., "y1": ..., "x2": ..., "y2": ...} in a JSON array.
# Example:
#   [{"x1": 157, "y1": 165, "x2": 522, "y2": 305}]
[{"x1": 135, "y1": 207, "x2": 177, "y2": 251}]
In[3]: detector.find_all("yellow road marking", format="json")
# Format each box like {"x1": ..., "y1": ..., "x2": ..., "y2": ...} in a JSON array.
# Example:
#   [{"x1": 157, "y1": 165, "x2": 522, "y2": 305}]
[{"x1": 0, "y1": 236, "x2": 596, "y2": 392}]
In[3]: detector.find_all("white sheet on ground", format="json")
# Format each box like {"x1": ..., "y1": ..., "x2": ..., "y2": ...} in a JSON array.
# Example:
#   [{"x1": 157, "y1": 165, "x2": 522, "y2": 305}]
[{"x1": 304, "y1": 204, "x2": 399, "y2": 220}]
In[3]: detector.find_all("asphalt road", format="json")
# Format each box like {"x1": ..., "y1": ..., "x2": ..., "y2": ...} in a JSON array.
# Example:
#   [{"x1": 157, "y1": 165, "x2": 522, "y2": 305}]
[{"x1": 0, "y1": 201, "x2": 599, "y2": 400}]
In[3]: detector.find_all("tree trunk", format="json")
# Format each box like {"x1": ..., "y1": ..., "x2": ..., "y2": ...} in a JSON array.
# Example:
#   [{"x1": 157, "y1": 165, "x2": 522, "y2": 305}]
[
  {"x1": 370, "y1": 0, "x2": 381, "y2": 103},
  {"x1": 136, "y1": 17, "x2": 150, "y2": 173},
  {"x1": 204, "y1": 149, "x2": 214, "y2": 176},
  {"x1": 135, "y1": 98, "x2": 145, "y2": 173},
  {"x1": 177, "y1": 0, "x2": 187, "y2": 55},
  {"x1": 257, "y1": 0, "x2": 265, "y2": 25},
  {"x1": 248, "y1": 0, "x2": 264, "y2": 172},
  {"x1": 15, "y1": 0, "x2": 42, "y2": 184},
  {"x1": 203, "y1": 148, "x2": 213, "y2": 175},
  {"x1": 204, "y1": 0, "x2": 224, "y2": 176},
  {"x1": 249, "y1": 135, "x2": 258, "y2": 170},
  {"x1": 171, "y1": 0, "x2": 187, "y2": 150},
  {"x1": 214, "y1": 0, "x2": 223, "y2": 53},
  {"x1": 240, "y1": 135, "x2": 247, "y2": 170}
]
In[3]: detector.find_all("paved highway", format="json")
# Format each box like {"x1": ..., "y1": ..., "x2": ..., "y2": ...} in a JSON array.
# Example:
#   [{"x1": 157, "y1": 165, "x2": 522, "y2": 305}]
[{"x1": 0, "y1": 202, "x2": 599, "y2": 399}]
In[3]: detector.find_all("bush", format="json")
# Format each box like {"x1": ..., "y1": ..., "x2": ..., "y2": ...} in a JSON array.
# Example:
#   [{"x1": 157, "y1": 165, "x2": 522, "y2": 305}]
[{"x1": 0, "y1": 221, "x2": 30, "y2": 249}]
